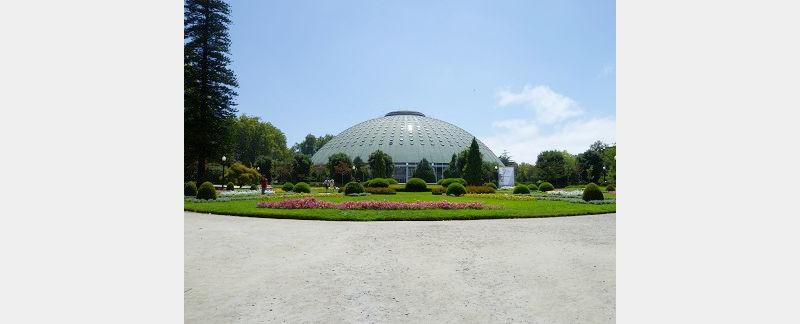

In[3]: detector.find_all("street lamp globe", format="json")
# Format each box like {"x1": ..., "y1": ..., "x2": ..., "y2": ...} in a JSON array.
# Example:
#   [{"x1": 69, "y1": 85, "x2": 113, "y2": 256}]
[{"x1": 222, "y1": 156, "x2": 226, "y2": 162}]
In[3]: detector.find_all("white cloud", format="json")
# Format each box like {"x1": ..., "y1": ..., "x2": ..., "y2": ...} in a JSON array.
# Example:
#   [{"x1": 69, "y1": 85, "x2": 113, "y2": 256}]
[
  {"x1": 483, "y1": 117, "x2": 616, "y2": 163},
  {"x1": 496, "y1": 85, "x2": 584, "y2": 124},
  {"x1": 485, "y1": 84, "x2": 615, "y2": 163}
]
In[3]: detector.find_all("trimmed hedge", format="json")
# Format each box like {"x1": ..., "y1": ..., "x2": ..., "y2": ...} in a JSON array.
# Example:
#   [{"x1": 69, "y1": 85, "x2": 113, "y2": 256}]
[
  {"x1": 196, "y1": 181, "x2": 217, "y2": 200},
  {"x1": 582, "y1": 183, "x2": 604, "y2": 201},
  {"x1": 282, "y1": 182, "x2": 294, "y2": 192},
  {"x1": 293, "y1": 182, "x2": 311, "y2": 193},
  {"x1": 184, "y1": 181, "x2": 197, "y2": 196},
  {"x1": 439, "y1": 178, "x2": 466, "y2": 188},
  {"x1": 513, "y1": 185, "x2": 531, "y2": 194},
  {"x1": 431, "y1": 187, "x2": 445, "y2": 195},
  {"x1": 366, "y1": 187, "x2": 396, "y2": 195},
  {"x1": 528, "y1": 184, "x2": 539, "y2": 192},
  {"x1": 226, "y1": 182, "x2": 235, "y2": 191},
  {"x1": 606, "y1": 184, "x2": 616, "y2": 191},
  {"x1": 446, "y1": 183, "x2": 466, "y2": 196},
  {"x1": 387, "y1": 178, "x2": 399, "y2": 185},
  {"x1": 344, "y1": 181, "x2": 365, "y2": 195},
  {"x1": 250, "y1": 184, "x2": 257, "y2": 190},
  {"x1": 405, "y1": 178, "x2": 428, "y2": 192},
  {"x1": 538, "y1": 182, "x2": 554, "y2": 192},
  {"x1": 466, "y1": 185, "x2": 496, "y2": 194},
  {"x1": 483, "y1": 182, "x2": 497, "y2": 189},
  {"x1": 367, "y1": 178, "x2": 391, "y2": 188}
]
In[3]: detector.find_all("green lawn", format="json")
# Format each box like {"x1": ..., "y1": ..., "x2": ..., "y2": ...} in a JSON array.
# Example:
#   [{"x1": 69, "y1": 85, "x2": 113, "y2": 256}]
[{"x1": 184, "y1": 192, "x2": 615, "y2": 221}]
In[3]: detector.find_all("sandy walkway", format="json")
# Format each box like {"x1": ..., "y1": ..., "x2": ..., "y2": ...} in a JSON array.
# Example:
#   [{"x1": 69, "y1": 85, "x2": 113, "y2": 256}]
[{"x1": 185, "y1": 212, "x2": 615, "y2": 323}]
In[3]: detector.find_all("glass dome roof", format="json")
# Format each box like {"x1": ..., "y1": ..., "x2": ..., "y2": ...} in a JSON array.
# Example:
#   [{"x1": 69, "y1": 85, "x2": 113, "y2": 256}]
[{"x1": 310, "y1": 111, "x2": 503, "y2": 165}]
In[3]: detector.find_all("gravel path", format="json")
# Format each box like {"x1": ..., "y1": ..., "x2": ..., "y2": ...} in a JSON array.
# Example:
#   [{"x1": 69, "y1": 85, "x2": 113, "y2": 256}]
[{"x1": 185, "y1": 212, "x2": 615, "y2": 323}]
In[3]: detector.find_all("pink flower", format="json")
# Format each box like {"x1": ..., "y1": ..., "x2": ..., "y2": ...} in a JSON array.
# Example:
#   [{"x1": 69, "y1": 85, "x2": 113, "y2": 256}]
[{"x1": 257, "y1": 198, "x2": 485, "y2": 210}]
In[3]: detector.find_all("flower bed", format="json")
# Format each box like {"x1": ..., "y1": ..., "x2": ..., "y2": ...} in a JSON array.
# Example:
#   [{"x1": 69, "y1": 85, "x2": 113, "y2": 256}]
[
  {"x1": 220, "y1": 189, "x2": 261, "y2": 196},
  {"x1": 256, "y1": 197, "x2": 486, "y2": 210},
  {"x1": 464, "y1": 193, "x2": 536, "y2": 201}
]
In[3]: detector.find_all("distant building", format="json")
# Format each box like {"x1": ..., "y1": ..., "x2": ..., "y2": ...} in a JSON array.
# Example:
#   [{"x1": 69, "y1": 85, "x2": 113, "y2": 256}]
[{"x1": 311, "y1": 111, "x2": 503, "y2": 182}]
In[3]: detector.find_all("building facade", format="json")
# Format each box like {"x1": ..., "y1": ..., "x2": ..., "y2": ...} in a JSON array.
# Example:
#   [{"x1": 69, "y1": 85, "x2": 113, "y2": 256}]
[{"x1": 311, "y1": 111, "x2": 503, "y2": 182}]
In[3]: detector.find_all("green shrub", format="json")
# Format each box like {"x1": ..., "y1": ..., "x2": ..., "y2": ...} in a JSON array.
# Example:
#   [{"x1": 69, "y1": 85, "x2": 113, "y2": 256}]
[
  {"x1": 405, "y1": 178, "x2": 428, "y2": 192},
  {"x1": 436, "y1": 179, "x2": 443, "y2": 185},
  {"x1": 184, "y1": 181, "x2": 197, "y2": 196},
  {"x1": 282, "y1": 182, "x2": 294, "y2": 192},
  {"x1": 446, "y1": 183, "x2": 466, "y2": 196},
  {"x1": 196, "y1": 181, "x2": 217, "y2": 200},
  {"x1": 226, "y1": 182, "x2": 235, "y2": 190},
  {"x1": 365, "y1": 187, "x2": 396, "y2": 195},
  {"x1": 484, "y1": 182, "x2": 497, "y2": 189},
  {"x1": 513, "y1": 185, "x2": 531, "y2": 194},
  {"x1": 293, "y1": 182, "x2": 311, "y2": 193},
  {"x1": 466, "y1": 185, "x2": 496, "y2": 194},
  {"x1": 250, "y1": 184, "x2": 257, "y2": 190},
  {"x1": 606, "y1": 184, "x2": 616, "y2": 191},
  {"x1": 528, "y1": 184, "x2": 539, "y2": 192},
  {"x1": 440, "y1": 178, "x2": 466, "y2": 188},
  {"x1": 582, "y1": 183, "x2": 604, "y2": 201},
  {"x1": 344, "y1": 181, "x2": 365, "y2": 195},
  {"x1": 387, "y1": 178, "x2": 398, "y2": 185},
  {"x1": 367, "y1": 178, "x2": 391, "y2": 188},
  {"x1": 431, "y1": 187, "x2": 445, "y2": 195},
  {"x1": 538, "y1": 182, "x2": 554, "y2": 192}
]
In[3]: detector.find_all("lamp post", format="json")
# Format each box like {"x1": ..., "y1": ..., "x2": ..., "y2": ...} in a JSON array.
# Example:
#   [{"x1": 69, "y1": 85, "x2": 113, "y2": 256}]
[
  {"x1": 494, "y1": 165, "x2": 499, "y2": 186},
  {"x1": 221, "y1": 156, "x2": 227, "y2": 189},
  {"x1": 352, "y1": 165, "x2": 356, "y2": 182}
]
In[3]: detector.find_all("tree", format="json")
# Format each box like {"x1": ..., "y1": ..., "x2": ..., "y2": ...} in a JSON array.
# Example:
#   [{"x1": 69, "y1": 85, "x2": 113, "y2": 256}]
[
  {"x1": 577, "y1": 149, "x2": 604, "y2": 184},
  {"x1": 292, "y1": 133, "x2": 335, "y2": 156},
  {"x1": 515, "y1": 162, "x2": 539, "y2": 183},
  {"x1": 603, "y1": 145, "x2": 616, "y2": 184},
  {"x1": 254, "y1": 155, "x2": 272, "y2": 181},
  {"x1": 328, "y1": 153, "x2": 352, "y2": 185},
  {"x1": 185, "y1": 0, "x2": 238, "y2": 183},
  {"x1": 352, "y1": 156, "x2": 368, "y2": 181},
  {"x1": 499, "y1": 150, "x2": 516, "y2": 166},
  {"x1": 443, "y1": 154, "x2": 459, "y2": 178},
  {"x1": 412, "y1": 158, "x2": 436, "y2": 182},
  {"x1": 224, "y1": 162, "x2": 261, "y2": 186},
  {"x1": 463, "y1": 138, "x2": 483, "y2": 185},
  {"x1": 535, "y1": 150, "x2": 570, "y2": 187},
  {"x1": 291, "y1": 153, "x2": 311, "y2": 182},
  {"x1": 561, "y1": 151, "x2": 578, "y2": 185},
  {"x1": 232, "y1": 114, "x2": 288, "y2": 165},
  {"x1": 368, "y1": 150, "x2": 393, "y2": 178}
]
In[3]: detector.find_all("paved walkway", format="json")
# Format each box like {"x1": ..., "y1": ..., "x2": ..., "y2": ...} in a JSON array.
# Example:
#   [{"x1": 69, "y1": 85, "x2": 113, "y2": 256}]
[{"x1": 185, "y1": 212, "x2": 615, "y2": 323}]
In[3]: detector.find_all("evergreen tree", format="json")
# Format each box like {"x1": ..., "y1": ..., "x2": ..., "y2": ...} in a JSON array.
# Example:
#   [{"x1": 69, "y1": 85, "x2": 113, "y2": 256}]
[
  {"x1": 463, "y1": 138, "x2": 483, "y2": 185},
  {"x1": 185, "y1": 0, "x2": 238, "y2": 183},
  {"x1": 412, "y1": 158, "x2": 436, "y2": 183},
  {"x1": 352, "y1": 156, "x2": 368, "y2": 181},
  {"x1": 368, "y1": 150, "x2": 393, "y2": 178},
  {"x1": 291, "y1": 153, "x2": 311, "y2": 182},
  {"x1": 443, "y1": 153, "x2": 459, "y2": 178}
]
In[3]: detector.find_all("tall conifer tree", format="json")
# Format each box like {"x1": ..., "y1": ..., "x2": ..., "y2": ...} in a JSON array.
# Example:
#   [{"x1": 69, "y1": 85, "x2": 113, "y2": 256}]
[
  {"x1": 463, "y1": 138, "x2": 483, "y2": 185},
  {"x1": 185, "y1": 0, "x2": 238, "y2": 183}
]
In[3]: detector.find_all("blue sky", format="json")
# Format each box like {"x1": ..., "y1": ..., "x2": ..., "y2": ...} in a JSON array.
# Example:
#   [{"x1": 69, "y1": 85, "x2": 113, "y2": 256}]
[{"x1": 228, "y1": 0, "x2": 615, "y2": 163}]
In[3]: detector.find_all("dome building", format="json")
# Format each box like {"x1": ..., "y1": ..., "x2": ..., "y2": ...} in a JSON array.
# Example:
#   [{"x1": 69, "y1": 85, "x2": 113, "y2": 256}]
[{"x1": 311, "y1": 111, "x2": 503, "y2": 182}]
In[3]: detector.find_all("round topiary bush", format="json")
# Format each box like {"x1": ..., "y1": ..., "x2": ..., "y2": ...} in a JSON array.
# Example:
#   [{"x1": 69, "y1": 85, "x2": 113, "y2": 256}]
[
  {"x1": 582, "y1": 183, "x2": 604, "y2": 201},
  {"x1": 484, "y1": 182, "x2": 497, "y2": 189},
  {"x1": 513, "y1": 185, "x2": 531, "y2": 194},
  {"x1": 293, "y1": 182, "x2": 311, "y2": 193},
  {"x1": 196, "y1": 181, "x2": 217, "y2": 200},
  {"x1": 184, "y1": 181, "x2": 197, "y2": 196},
  {"x1": 386, "y1": 178, "x2": 399, "y2": 185},
  {"x1": 250, "y1": 184, "x2": 257, "y2": 190},
  {"x1": 282, "y1": 182, "x2": 294, "y2": 192},
  {"x1": 367, "y1": 178, "x2": 390, "y2": 188},
  {"x1": 405, "y1": 178, "x2": 428, "y2": 192},
  {"x1": 606, "y1": 184, "x2": 616, "y2": 191},
  {"x1": 344, "y1": 181, "x2": 365, "y2": 195},
  {"x1": 226, "y1": 182, "x2": 235, "y2": 191},
  {"x1": 528, "y1": 184, "x2": 539, "y2": 192},
  {"x1": 446, "y1": 183, "x2": 466, "y2": 196},
  {"x1": 440, "y1": 178, "x2": 466, "y2": 188},
  {"x1": 538, "y1": 182, "x2": 554, "y2": 192}
]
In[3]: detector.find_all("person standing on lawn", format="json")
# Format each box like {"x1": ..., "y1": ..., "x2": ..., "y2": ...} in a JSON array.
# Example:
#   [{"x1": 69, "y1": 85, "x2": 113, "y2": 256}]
[{"x1": 260, "y1": 176, "x2": 267, "y2": 194}]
